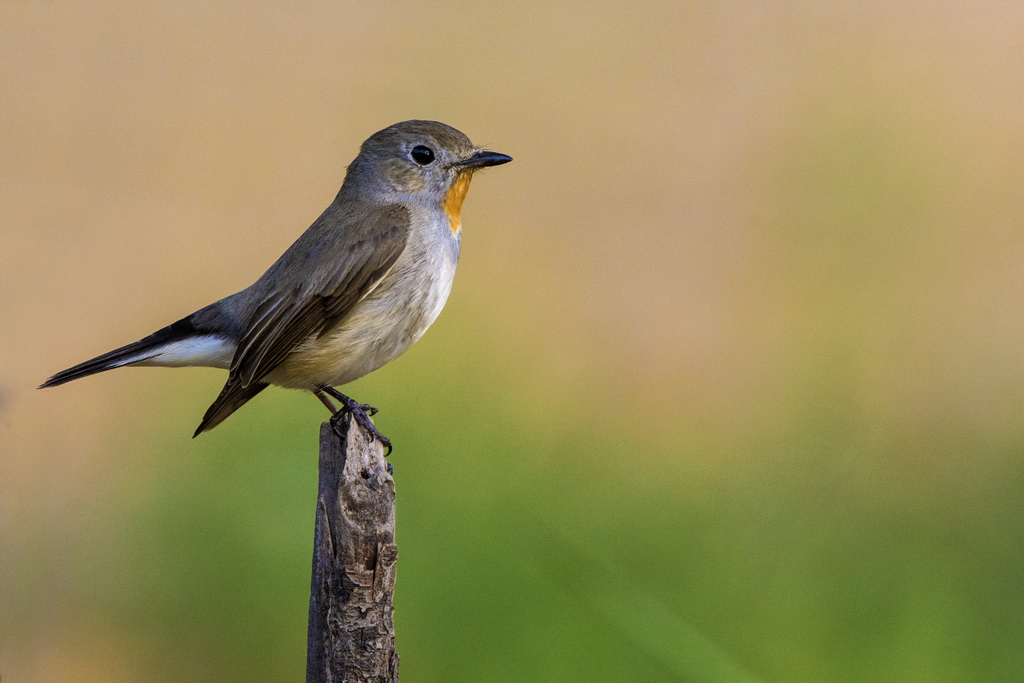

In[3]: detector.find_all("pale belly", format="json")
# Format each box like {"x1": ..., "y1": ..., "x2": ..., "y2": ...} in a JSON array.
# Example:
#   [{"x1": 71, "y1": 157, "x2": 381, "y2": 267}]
[{"x1": 265, "y1": 249, "x2": 457, "y2": 389}]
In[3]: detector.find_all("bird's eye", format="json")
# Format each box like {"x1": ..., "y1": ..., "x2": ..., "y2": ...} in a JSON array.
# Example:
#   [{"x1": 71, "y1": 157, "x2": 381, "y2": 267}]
[{"x1": 411, "y1": 145, "x2": 435, "y2": 165}]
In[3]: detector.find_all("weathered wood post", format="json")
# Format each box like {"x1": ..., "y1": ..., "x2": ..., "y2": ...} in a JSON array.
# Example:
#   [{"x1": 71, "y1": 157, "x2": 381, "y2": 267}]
[{"x1": 306, "y1": 413, "x2": 399, "y2": 682}]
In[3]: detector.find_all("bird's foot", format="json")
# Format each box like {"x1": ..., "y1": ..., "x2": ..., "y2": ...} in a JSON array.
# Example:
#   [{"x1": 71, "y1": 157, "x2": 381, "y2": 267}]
[{"x1": 324, "y1": 389, "x2": 392, "y2": 455}]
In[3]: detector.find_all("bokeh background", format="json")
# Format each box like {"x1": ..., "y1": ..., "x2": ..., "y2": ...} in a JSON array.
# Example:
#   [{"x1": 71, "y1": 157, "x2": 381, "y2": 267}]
[{"x1": 3, "y1": 2, "x2": 1024, "y2": 681}]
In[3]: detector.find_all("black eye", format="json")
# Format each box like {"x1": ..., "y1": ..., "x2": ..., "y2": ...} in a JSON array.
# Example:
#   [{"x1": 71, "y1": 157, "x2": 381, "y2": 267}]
[{"x1": 411, "y1": 145, "x2": 435, "y2": 165}]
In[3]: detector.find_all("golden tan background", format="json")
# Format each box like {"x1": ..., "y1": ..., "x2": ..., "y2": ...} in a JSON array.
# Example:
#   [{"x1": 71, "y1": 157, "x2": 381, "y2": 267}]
[{"x1": 4, "y1": 2, "x2": 1024, "y2": 681}]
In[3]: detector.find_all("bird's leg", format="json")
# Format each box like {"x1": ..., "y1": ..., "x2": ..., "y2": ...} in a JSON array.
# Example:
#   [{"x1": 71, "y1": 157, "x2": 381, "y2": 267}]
[
  {"x1": 320, "y1": 385, "x2": 380, "y2": 416},
  {"x1": 313, "y1": 389, "x2": 339, "y2": 414},
  {"x1": 315, "y1": 386, "x2": 392, "y2": 456}
]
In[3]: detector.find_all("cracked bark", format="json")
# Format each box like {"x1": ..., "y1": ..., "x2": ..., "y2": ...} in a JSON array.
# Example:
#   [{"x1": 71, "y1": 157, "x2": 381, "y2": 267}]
[{"x1": 306, "y1": 414, "x2": 399, "y2": 683}]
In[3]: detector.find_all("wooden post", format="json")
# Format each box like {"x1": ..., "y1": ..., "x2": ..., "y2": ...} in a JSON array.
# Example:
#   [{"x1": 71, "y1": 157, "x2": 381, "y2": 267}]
[{"x1": 306, "y1": 414, "x2": 399, "y2": 683}]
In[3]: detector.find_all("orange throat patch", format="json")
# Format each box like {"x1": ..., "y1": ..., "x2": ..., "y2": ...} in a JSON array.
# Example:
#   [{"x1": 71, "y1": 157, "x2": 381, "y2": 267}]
[{"x1": 443, "y1": 172, "x2": 473, "y2": 235}]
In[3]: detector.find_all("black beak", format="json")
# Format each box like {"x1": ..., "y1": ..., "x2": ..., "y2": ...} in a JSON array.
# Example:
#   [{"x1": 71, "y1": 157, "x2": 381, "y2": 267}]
[{"x1": 458, "y1": 151, "x2": 513, "y2": 169}]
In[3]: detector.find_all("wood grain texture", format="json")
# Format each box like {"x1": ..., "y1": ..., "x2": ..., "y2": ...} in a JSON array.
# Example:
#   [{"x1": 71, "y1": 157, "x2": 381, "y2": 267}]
[{"x1": 306, "y1": 414, "x2": 399, "y2": 683}]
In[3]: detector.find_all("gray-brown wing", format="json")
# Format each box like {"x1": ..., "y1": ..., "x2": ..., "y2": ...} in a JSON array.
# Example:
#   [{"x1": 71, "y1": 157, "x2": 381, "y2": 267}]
[
  {"x1": 232, "y1": 220, "x2": 409, "y2": 389},
  {"x1": 194, "y1": 205, "x2": 409, "y2": 436}
]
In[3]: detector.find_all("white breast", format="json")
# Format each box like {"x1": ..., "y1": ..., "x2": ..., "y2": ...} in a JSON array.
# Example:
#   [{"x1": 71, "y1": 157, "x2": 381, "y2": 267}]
[{"x1": 268, "y1": 209, "x2": 461, "y2": 389}]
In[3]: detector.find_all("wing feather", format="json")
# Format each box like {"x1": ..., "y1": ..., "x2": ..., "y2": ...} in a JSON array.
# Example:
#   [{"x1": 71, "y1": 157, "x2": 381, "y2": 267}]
[
  {"x1": 194, "y1": 205, "x2": 409, "y2": 434},
  {"x1": 234, "y1": 222, "x2": 408, "y2": 387}
]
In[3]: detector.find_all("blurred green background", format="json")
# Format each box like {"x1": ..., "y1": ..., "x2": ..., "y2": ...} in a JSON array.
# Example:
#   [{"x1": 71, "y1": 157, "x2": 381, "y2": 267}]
[{"x1": 3, "y1": 2, "x2": 1024, "y2": 681}]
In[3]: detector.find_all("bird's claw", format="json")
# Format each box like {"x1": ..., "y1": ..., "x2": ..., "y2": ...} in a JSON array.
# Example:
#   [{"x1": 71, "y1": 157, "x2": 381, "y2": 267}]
[{"x1": 328, "y1": 393, "x2": 392, "y2": 455}]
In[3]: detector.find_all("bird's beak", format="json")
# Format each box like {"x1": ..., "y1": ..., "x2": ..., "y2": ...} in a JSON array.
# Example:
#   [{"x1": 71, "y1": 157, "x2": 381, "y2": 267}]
[{"x1": 457, "y1": 151, "x2": 513, "y2": 169}]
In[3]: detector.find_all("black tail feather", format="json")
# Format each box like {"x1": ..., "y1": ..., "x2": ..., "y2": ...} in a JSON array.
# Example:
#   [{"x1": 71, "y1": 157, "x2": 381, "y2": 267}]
[
  {"x1": 39, "y1": 316, "x2": 200, "y2": 389},
  {"x1": 193, "y1": 380, "x2": 269, "y2": 437}
]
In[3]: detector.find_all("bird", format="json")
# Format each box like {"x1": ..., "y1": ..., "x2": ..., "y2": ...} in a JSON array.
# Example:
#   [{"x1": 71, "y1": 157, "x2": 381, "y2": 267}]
[{"x1": 40, "y1": 120, "x2": 512, "y2": 452}]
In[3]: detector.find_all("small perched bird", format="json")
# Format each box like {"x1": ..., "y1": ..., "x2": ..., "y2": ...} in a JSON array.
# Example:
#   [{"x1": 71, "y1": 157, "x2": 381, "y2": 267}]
[{"x1": 40, "y1": 120, "x2": 512, "y2": 451}]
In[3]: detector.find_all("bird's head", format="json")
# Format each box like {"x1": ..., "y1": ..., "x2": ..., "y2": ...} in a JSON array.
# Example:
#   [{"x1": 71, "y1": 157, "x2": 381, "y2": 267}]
[{"x1": 345, "y1": 120, "x2": 512, "y2": 233}]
